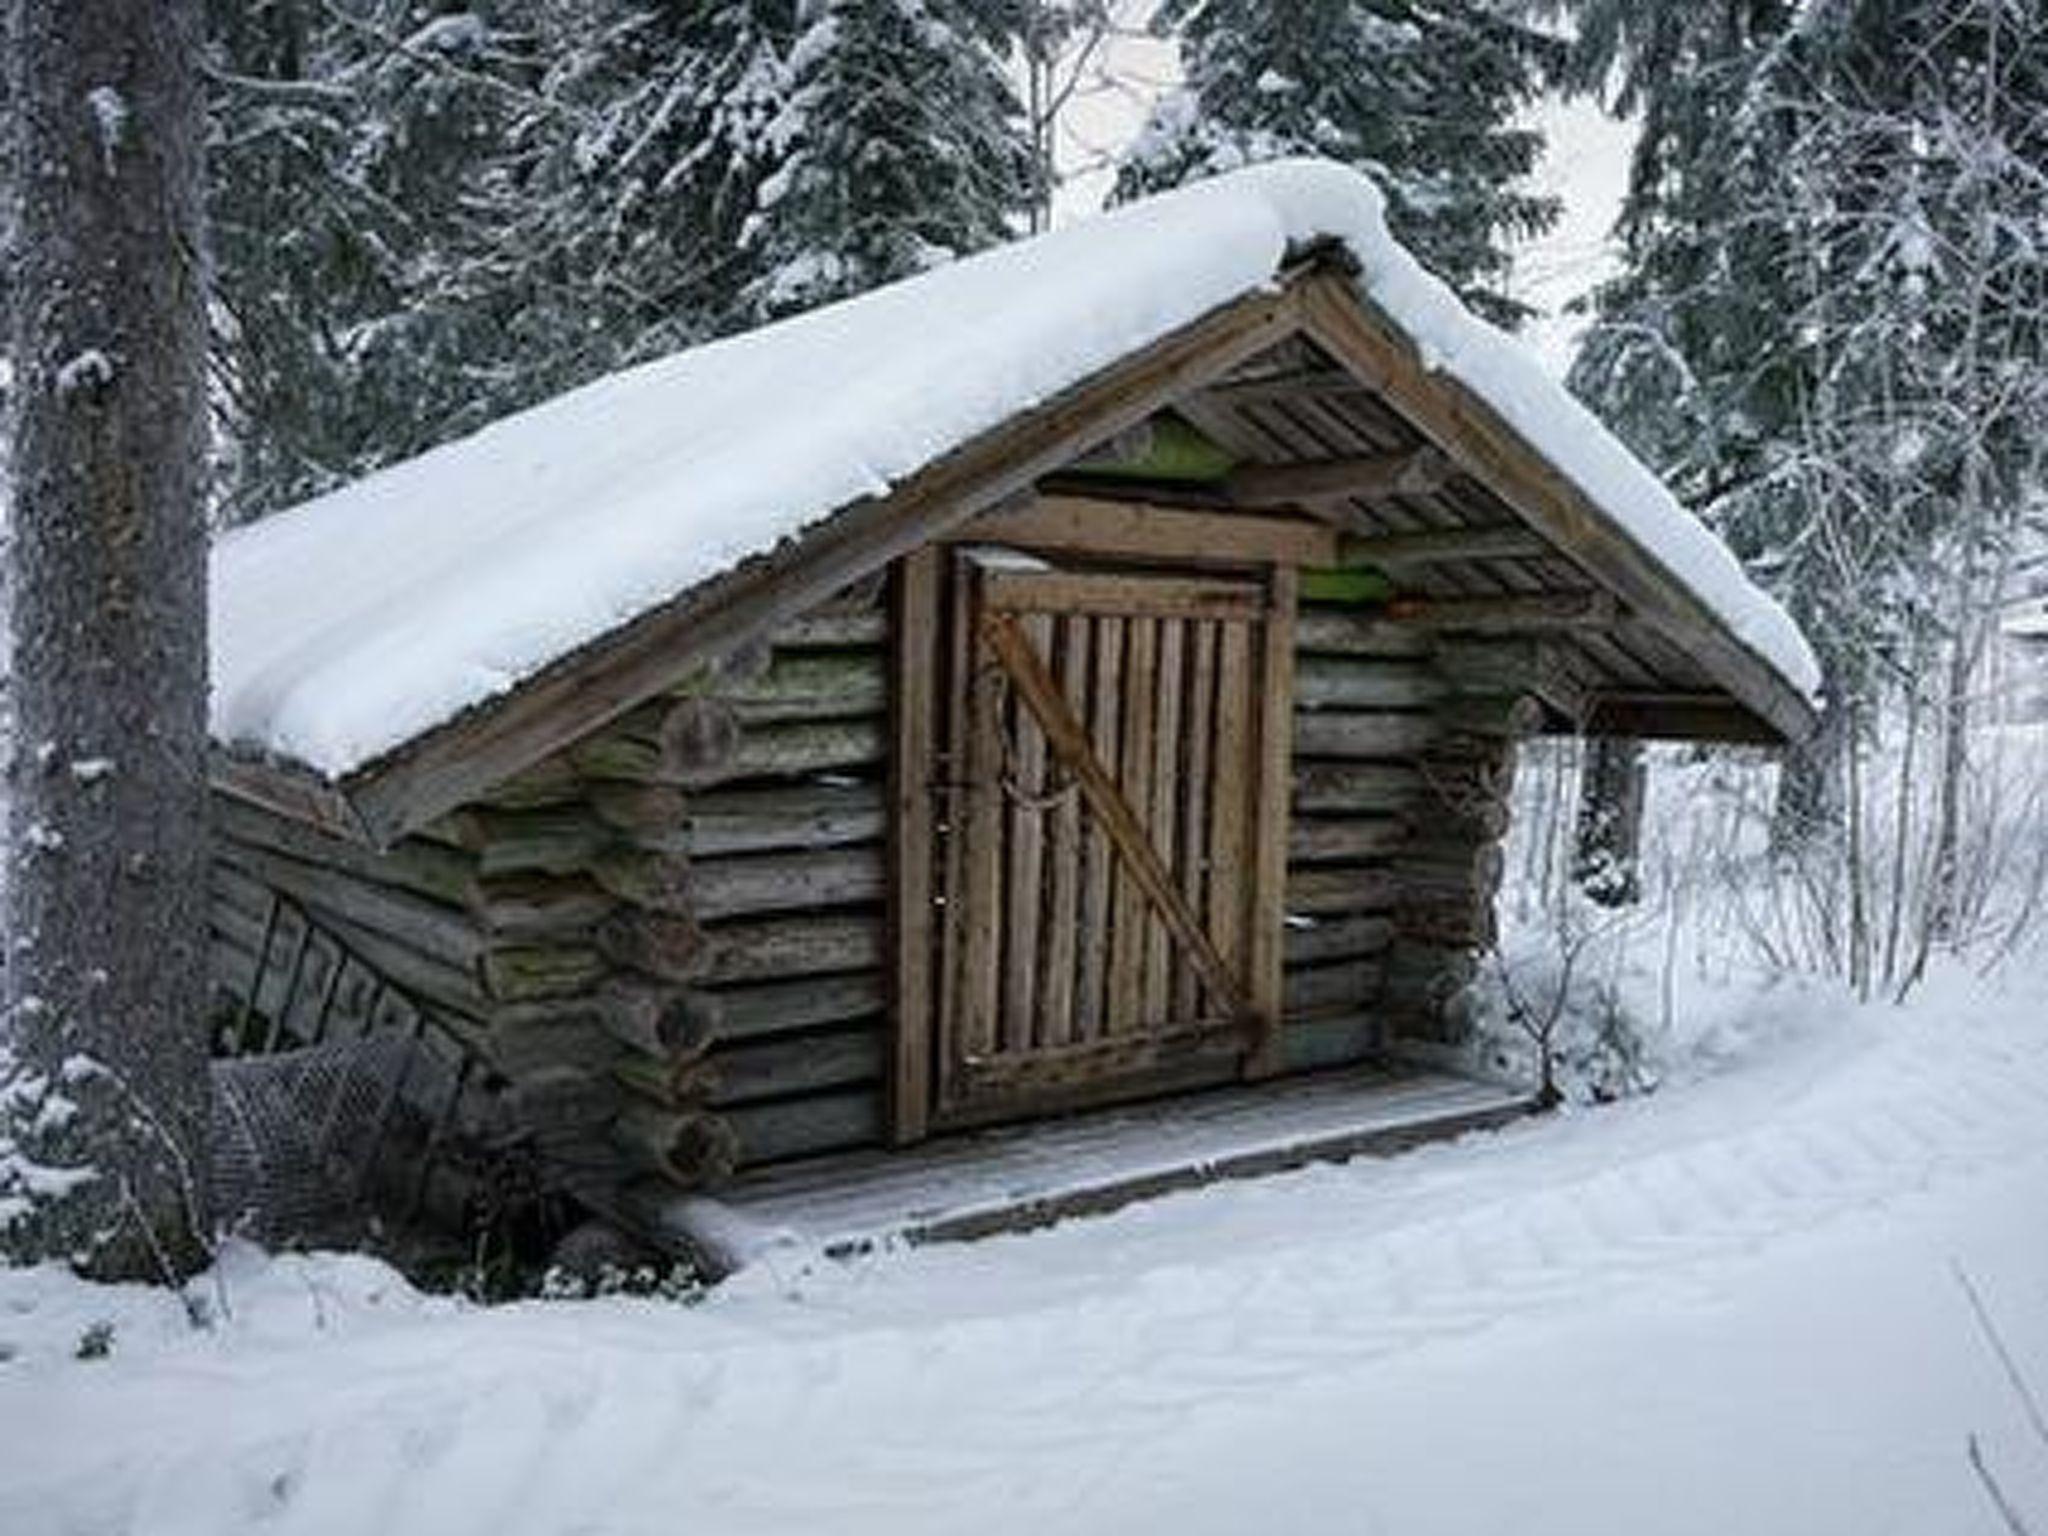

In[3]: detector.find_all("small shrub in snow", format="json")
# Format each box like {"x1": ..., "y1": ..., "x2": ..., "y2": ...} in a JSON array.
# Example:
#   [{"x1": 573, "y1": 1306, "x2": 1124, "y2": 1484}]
[{"x1": 73, "y1": 1320, "x2": 114, "y2": 1361}]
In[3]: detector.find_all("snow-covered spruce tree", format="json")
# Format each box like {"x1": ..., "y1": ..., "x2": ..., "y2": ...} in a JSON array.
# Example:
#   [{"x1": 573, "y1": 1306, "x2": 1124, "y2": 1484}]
[
  {"x1": 1116, "y1": 0, "x2": 1563, "y2": 327},
  {"x1": 3, "y1": 0, "x2": 214, "y2": 1277},
  {"x1": 496, "y1": 0, "x2": 795, "y2": 370},
  {"x1": 207, "y1": 1, "x2": 544, "y2": 521},
  {"x1": 741, "y1": 0, "x2": 1042, "y2": 319},
  {"x1": 208, "y1": 1, "x2": 805, "y2": 522},
  {"x1": 1567, "y1": 0, "x2": 2048, "y2": 984}
]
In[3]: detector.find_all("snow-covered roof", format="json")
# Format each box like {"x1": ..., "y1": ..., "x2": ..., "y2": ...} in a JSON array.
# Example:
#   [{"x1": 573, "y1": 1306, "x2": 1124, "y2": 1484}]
[{"x1": 211, "y1": 158, "x2": 1820, "y2": 783}]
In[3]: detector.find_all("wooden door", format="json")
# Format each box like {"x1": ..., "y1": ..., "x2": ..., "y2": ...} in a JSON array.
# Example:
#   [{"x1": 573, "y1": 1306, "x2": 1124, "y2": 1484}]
[{"x1": 927, "y1": 553, "x2": 1295, "y2": 1125}]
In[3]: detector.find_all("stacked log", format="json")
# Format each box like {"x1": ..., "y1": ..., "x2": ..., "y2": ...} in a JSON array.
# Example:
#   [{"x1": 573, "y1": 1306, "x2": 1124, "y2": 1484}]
[
  {"x1": 208, "y1": 576, "x2": 1551, "y2": 1220},
  {"x1": 1378, "y1": 643, "x2": 1540, "y2": 1046},
  {"x1": 1278, "y1": 605, "x2": 1436, "y2": 1067},
  {"x1": 207, "y1": 600, "x2": 897, "y2": 1218},
  {"x1": 462, "y1": 602, "x2": 897, "y2": 1190}
]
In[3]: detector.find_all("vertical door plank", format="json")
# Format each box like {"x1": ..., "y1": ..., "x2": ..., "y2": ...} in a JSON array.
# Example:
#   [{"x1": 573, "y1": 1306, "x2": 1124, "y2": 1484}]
[
  {"x1": 1243, "y1": 567, "x2": 1298, "y2": 1080},
  {"x1": 1072, "y1": 616, "x2": 1122, "y2": 1045},
  {"x1": 934, "y1": 558, "x2": 976, "y2": 1103},
  {"x1": 1109, "y1": 616, "x2": 1158, "y2": 1035},
  {"x1": 1142, "y1": 618, "x2": 1185, "y2": 1023},
  {"x1": 1037, "y1": 614, "x2": 1087, "y2": 1048},
  {"x1": 955, "y1": 580, "x2": 1007, "y2": 1069},
  {"x1": 889, "y1": 548, "x2": 940, "y2": 1144},
  {"x1": 999, "y1": 612, "x2": 1053, "y2": 1053},
  {"x1": 1207, "y1": 617, "x2": 1254, "y2": 1003},
  {"x1": 1174, "y1": 620, "x2": 1218, "y2": 1021}
]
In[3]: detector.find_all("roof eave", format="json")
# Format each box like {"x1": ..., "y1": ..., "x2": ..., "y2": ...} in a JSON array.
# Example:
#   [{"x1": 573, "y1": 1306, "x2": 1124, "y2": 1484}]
[{"x1": 1290, "y1": 268, "x2": 1818, "y2": 750}]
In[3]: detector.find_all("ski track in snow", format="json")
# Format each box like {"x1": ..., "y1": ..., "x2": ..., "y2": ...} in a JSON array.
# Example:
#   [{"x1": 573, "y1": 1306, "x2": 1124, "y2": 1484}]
[{"x1": 2, "y1": 1002, "x2": 2045, "y2": 1535}]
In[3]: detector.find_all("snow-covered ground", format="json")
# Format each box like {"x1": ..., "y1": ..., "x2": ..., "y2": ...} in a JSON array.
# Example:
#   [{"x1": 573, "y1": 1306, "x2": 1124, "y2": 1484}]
[{"x1": 2, "y1": 961, "x2": 2045, "y2": 1536}]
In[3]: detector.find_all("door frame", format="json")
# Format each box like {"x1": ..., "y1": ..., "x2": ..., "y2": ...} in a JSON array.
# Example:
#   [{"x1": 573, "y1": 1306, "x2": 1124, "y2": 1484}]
[{"x1": 888, "y1": 506, "x2": 1303, "y2": 1146}]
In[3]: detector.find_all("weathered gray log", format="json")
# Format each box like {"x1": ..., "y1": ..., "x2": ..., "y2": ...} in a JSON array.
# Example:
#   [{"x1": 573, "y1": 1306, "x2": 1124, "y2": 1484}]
[
  {"x1": 710, "y1": 1029, "x2": 885, "y2": 1106},
  {"x1": 1293, "y1": 762, "x2": 1424, "y2": 813},
  {"x1": 681, "y1": 718, "x2": 886, "y2": 788},
  {"x1": 1435, "y1": 637, "x2": 1579, "y2": 703},
  {"x1": 597, "y1": 909, "x2": 886, "y2": 984},
  {"x1": 1382, "y1": 591, "x2": 1617, "y2": 632},
  {"x1": 589, "y1": 779, "x2": 887, "y2": 856},
  {"x1": 217, "y1": 796, "x2": 484, "y2": 908},
  {"x1": 1294, "y1": 608, "x2": 1433, "y2": 658},
  {"x1": 613, "y1": 1102, "x2": 743, "y2": 1187},
  {"x1": 429, "y1": 805, "x2": 616, "y2": 876},
  {"x1": 715, "y1": 651, "x2": 886, "y2": 725},
  {"x1": 1339, "y1": 524, "x2": 1550, "y2": 567},
  {"x1": 1288, "y1": 815, "x2": 1410, "y2": 863},
  {"x1": 612, "y1": 1052, "x2": 721, "y2": 1107},
  {"x1": 481, "y1": 943, "x2": 611, "y2": 1003},
  {"x1": 1295, "y1": 656, "x2": 1446, "y2": 711},
  {"x1": 770, "y1": 608, "x2": 889, "y2": 649},
  {"x1": 570, "y1": 698, "x2": 742, "y2": 783},
  {"x1": 691, "y1": 913, "x2": 886, "y2": 984},
  {"x1": 594, "y1": 909, "x2": 704, "y2": 982},
  {"x1": 1385, "y1": 942, "x2": 1482, "y2": 995},
  {"x1": 211, "y1": 864, "x2": 490, "y2": 1020},
  {"x1": 1283, "y1": 958, "x2": 1385, "y2": 1013},
  {"x1": 1281, "y1": 1011, "x2": 1384, "y2": 1074},
  {"x1": 592, "y1": 978, "x2": 709, "y2": 1057},
  {"x1": 1228, "y1": 447, "x2": 1450, "y2": 505},
  {"x1": 585, "y1": 781, "x2": 688, "y2": 837},
  {"x1": 504, "y1": 1066, "x2": 619, "y2": 1131},
  {"x1": 687, "y1": 845, "x2": 887, "y2": 920},
  {"x1": 1381, "y1": 946, "x2": 1482, "y2": 1043},
  {"x1": 474, "y1": 874, "x2": 615, "y2": 939},
  {"x1": 1293, "y1": 711, "x2": 1441, "y2": 759},
  {"x1": 673, "y1": 972, "x2": 887, "y2": 1046},
  {"x1": 1400, "y1": 839, "x2": 1508, "y2": 901},
  {"x1": 1285, "y1": 865, "x2": 1401, "y2": 915},
  {"x1": 726, "y1": 1089, "x2": 884, "y2": 1165},
  {"x1": 1436, "y1": 692, "x2": 1546, "y2": 737},
  {"x1": 1409, "y1": 754, "x2": 1516, "y2": 811},
  {"x1": 478, "y1": 755, "x2": 585, "y2": 809},
  {"x1": 489, "y1": 1016, "x2": 625, "y2": 1081},
  {"x1": 498, "y1": 977, "x2": 709, "y2": 1058},
  {"x1": 1395, "y1": 896, "x2": 1499, "y2": 949},
  {"x1": 590, "y1": 848, "x2": 694, "y2": 913},
  {"x1": 210, "y1": 915, "x2": 386, "y2": 1044},
  {"x1": 581, "y1": 716, "x2": 885, "y2": 788},
  {"x1": 1283, "y1": 913, "x2": 1397, "y2": 966}
]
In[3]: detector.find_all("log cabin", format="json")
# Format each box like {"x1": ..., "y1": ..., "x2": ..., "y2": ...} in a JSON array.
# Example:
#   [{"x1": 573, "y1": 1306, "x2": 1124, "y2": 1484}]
[{"x1": 206, "y1": 160, "x2": 1819, "y2": 1267}]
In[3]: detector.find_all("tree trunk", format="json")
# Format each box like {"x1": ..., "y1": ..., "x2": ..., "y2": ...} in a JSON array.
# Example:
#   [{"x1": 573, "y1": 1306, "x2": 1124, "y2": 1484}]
[
  {"x1": 2, "y1": 0, "x2": 213, "y2": 1278},
  {"x1": 1573, "y1": 738, "x2": 1645, "y2": 907},
  {"x1": 1770, "y1": 689, "x2": 1844, "y2": 857}
]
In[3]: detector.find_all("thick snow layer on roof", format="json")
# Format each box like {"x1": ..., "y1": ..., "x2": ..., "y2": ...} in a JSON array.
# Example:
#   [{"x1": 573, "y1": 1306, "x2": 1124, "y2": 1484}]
[{"x1": 211, "y1": 159, "x2": 1821, "y2": 779}]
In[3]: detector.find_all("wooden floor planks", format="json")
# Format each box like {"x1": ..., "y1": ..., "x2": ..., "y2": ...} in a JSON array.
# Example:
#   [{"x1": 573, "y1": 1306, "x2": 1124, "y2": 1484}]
[{"x1": 677, "y1": 1066, "x2": 1533, "y2": 1263}]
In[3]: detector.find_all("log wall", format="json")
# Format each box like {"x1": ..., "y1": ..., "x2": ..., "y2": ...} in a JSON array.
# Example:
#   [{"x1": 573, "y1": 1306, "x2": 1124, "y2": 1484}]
[
  {"x1": 210, "y1": 575, "x2": 1532, "y2": 1215},
  {"x1": 1280, "y1": 609, "x2": 1528, "y2": 1068}
]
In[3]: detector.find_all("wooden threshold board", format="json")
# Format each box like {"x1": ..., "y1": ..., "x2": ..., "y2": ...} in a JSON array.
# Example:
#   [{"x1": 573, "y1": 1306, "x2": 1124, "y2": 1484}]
[{"x1": 670, "y1": 1066, "x2": 1533, "y2": 1265}]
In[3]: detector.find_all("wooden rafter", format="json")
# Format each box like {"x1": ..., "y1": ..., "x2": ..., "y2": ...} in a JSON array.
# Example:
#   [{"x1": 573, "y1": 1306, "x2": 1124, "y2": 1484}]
[
  {"x1": 1339, "y1": 524, "x2": 1550, "y2": 567},
  {"x1": 1380, "y1": 591, "x2": 1619, "y2": 632},
  {"x1": 1291, "y1": 270, "x2": 1816, "y2": 746},
  {"x1": 1196, "y1": 367, "x2": 1370, "y2": 407},
  {"x1": 1574, "y1": 694, "x2": 1784, "y2": 744},
  {"x1": 1225, "y1": 446, "x2": 1453, "y2": 507},
  {"x1": 955, "y1": 495, "x2": 1339, "y2": 567}
]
